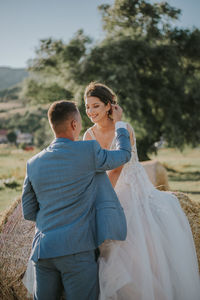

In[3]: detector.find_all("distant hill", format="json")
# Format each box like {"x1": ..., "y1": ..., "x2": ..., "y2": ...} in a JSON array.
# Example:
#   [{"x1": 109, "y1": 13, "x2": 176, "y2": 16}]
[{"x1": 0, "y1": 67, "x2": 28, "y2": 90}]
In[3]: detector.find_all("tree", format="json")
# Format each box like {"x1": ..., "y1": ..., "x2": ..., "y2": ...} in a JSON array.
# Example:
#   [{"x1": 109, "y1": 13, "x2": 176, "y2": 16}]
[
  {"x1": 22, "y1": 79, "x2": 72, "y2": 104},
  {"x1": 7, "y1": 131, "x2": 17, "y2": 144},
  {"x1": 26, "y1": 31, "x2": 92, "y2": 93},
  {"x1": 34, "y1": 117, "x2": 53, "y2": 148},
  {"x1": 22, "y1": 1, "x2": 200, "y2": 159},
  {"x1": 77, "y1": 0, "x2": 200, "y2": 159}
]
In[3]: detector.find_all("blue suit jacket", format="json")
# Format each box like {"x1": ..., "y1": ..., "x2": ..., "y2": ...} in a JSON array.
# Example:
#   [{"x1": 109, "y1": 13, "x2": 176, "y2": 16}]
[{"x1": 22, "y1": 128, "x2": 131, "y2": 262}]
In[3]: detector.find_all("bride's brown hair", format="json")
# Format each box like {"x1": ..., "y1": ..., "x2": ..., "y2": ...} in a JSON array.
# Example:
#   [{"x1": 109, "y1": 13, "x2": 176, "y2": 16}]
[{"x1": 84, "y1": 82, "x2": 117, "y2": 118}]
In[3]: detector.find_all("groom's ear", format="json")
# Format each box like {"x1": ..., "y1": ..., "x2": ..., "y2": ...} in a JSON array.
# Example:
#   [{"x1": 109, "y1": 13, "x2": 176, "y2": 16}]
[{"x1": 71, "y1": 119, "x2": 77, "y2": 130}]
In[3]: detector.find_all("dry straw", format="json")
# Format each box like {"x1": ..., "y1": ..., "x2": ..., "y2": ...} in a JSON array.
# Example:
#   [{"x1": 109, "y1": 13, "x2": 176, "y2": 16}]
[
  {"x1": 0, "y1": 192, "x2": 199, "y2": 299},
  {"x1": 173, "y1": 191, "x2": 200, "y2": 270},
  {"x1": 0, "y1": 197, "x2": 34, "y2": 300},
  {"x1": 141, "y1": 160, "x2": 169, "y2": 191}
]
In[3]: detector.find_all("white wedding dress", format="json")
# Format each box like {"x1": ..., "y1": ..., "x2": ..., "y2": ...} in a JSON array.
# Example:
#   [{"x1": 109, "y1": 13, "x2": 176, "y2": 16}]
[
  {"x1": 86, "y1": 126, "x2": 200, "y2": 300},
  {"x1": 24, "y1": 125, "x2": 200, "y2": 299}
]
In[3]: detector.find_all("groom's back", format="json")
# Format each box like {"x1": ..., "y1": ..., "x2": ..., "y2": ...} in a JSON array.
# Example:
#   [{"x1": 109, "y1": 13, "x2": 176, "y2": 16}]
[{"x1": 27, "y1": 138, "x2": 98, "y2": 260}]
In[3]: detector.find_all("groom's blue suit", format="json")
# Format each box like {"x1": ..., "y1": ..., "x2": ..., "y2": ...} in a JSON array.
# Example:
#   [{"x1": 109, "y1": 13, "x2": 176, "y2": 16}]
[{"x1": 22, "y1": 127, "x2": 131, "y2": 300}]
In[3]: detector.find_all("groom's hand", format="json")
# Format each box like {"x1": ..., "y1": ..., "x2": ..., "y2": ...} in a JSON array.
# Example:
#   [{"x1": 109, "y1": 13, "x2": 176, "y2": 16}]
[{"x1": 112, "y1": 104, "x2": 123, "y2": 123}]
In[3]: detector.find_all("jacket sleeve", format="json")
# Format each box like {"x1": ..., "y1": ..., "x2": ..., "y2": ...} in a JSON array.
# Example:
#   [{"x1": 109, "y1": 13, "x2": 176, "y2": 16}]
[
  {"x1": 93, "y1": 128, "x2": 132, "y2": 172},
  {"x1": 22, "y1": 163, "x2": 39, "y2": 221}
]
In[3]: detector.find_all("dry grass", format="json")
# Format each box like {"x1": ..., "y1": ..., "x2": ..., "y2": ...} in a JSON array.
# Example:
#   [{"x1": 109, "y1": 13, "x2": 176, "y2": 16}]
[
  {"x1": 0, "y1": 100, "x2": 22, "y2": 111},
  {"x1": 173, "y1": 192, "x2": 200, "y2": 267},
  {"x1": 0, "y1": 197, "x2": 34, "y2": 300},
  {"x1": 0, "y1": 101, "x2": 48, "y2": 118}
]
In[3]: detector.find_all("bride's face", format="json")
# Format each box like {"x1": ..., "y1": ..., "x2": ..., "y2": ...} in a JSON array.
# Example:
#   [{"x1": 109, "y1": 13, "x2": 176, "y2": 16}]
[{"x1": 85, "y1": 96, "x2": 110, "y2": 123}]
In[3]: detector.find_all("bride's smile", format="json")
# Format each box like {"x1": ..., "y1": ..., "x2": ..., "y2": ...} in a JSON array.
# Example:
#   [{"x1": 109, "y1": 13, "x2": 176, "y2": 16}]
[{"x1": 85, "y1": 96, "x2": 111, "y2": 123}]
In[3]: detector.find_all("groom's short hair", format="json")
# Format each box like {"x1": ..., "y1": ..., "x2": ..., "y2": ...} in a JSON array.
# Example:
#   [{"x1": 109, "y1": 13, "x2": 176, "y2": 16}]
[{"x1": 48, "y1": 100, "x2": 78, "y2": 133}]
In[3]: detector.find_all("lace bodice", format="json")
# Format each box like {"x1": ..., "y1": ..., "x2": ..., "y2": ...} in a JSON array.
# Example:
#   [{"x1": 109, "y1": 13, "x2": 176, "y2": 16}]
[
  {"x1": 84, "y1": 124, "x2": 154, "y2": 200},
  {"x1": 85, "y1": 124, "x2": 139, "y2": 164}
]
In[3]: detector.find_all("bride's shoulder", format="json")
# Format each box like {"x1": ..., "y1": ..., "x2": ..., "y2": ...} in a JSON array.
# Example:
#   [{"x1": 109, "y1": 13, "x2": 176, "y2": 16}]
[{"x1": 83, "y1": 126, "x2": 96, "y2": 141}]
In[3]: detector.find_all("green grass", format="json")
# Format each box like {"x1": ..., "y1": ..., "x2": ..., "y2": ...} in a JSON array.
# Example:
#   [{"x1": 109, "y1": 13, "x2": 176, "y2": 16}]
[
  {"x1": 150, "y1": 147, "x2": 200, "y2": 202},
  {"x1": 0, "y1": 145, "x2": 199, "y2": 220},
  {"x1": 0, "y1": 145, "x2": 38, "y2": 217}
]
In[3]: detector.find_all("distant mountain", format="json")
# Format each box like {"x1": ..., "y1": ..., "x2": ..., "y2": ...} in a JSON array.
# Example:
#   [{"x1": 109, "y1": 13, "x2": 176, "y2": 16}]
[{"x1": 0, "y1": 67, "x2": 28, "y2": 90}]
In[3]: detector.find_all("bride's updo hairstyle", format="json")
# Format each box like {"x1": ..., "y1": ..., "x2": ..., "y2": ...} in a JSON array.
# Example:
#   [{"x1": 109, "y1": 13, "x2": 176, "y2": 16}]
[{"x1": 84, "y1": 82, "x2": 117, "y2": 118}]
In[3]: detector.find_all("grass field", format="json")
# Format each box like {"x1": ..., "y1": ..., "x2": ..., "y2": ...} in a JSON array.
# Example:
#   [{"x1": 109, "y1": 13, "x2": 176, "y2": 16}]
[
  {"x1": 151, "y1": 147, "x2": 200, "y2": 202},
  {"x1": 0, "y1": 146, "x2": 38, "y2": 218},
  {"x1": 0, "y1": 145, "x2": 199, "y2": 220}
]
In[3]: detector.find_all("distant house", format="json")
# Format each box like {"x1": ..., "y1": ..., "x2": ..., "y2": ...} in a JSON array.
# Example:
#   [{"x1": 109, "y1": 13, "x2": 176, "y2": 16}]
[
  {"x1": 16, "y1": 132, "x2": 33, "y2": 145},
  {"x1": 0, "y1": 129, "x2": 8, "y2": 144}
]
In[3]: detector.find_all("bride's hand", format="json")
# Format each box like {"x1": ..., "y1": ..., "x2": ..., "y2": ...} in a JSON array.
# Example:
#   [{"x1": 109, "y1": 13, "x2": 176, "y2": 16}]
[{"x1": 111, "y1": 104, "x2": 123, "y2": 123}]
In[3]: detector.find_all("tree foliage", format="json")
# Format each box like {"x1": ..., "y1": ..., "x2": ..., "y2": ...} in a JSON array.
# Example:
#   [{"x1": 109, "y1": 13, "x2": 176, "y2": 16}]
[
  {"x1": 22, "y1": 0, "x2": 200, "y2": 159},
  {"x1": 22, "y1": 79, "x2": 72, "y2": 104}
]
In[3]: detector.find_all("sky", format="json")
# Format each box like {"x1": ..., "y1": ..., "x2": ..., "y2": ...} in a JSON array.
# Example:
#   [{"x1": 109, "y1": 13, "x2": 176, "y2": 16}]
[{"x1": 0, "y1": 0, "x2": 200, "y2": 69}]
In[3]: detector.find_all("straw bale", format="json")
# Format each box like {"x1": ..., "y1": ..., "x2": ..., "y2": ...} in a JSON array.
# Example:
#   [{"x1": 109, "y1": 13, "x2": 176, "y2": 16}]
[
  {"x1": 0, "y1": 197, "x2": 35, "y2": 300},
  {"x1": 173, "y1": 192, "x2": 200, "y2": 270},
  {"x1": 141, "y1": 160, "x2": 169, "y2": 191},
  {"x1": 0, "y1": 192, "x2": 199, "y2": 299}
]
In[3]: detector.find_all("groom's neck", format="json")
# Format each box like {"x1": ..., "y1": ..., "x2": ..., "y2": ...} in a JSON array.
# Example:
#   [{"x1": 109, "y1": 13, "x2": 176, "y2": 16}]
[{"x1": 55, "y1": 132, "x2": 75, "y2": 141}]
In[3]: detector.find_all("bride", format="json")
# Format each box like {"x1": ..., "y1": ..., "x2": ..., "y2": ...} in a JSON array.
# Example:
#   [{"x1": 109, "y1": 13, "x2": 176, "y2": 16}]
[{"x1": 83, "y1": 82, "x2": 200, "y2": 300}]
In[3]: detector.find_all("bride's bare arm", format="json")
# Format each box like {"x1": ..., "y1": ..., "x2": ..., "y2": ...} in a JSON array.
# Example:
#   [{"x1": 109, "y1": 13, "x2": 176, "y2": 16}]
[
  {"x1": 83, "y1": 125, "x2": 134, "y2": 188},
  {"x1": 107, "y1": 124, "x2": 135, "y2": 188}
]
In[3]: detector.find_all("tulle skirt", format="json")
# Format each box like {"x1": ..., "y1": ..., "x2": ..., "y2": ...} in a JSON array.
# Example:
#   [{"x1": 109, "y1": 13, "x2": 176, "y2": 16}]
[{"x1": 99, "y1": 163, "x2": 200, "y2": 300}]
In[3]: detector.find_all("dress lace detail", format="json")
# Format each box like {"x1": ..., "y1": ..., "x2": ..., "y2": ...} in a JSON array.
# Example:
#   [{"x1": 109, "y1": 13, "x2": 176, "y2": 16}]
[{"x1": 97, "y1": 123, "x2": 200, "y2": 300}]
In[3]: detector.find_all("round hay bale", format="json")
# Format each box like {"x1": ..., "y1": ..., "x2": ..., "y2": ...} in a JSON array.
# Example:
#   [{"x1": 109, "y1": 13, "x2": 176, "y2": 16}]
[
  {"x1": 0, "y1": 192, "x2": 199, "y2": 299},
  {"x1": 0, "y1": 197, "x2": 35, "y2": 300},
  {"x1": 141, "y1": 160, "x2": 169, "y2": 191},
  {"x1": 173, "y1": 192, "x2": 200, "y2": 270}
]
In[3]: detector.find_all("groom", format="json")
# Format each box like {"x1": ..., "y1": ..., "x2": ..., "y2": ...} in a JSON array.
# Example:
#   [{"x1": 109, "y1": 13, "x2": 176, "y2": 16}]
[{"x1": 22, "y1": 100, "x2": 131, "y2": 300}]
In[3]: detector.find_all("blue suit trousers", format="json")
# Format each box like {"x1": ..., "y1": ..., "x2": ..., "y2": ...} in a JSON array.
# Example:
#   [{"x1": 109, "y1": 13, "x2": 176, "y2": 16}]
[{"x1": 33, "y1": 250, "x2": 99, "y2": 300}]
